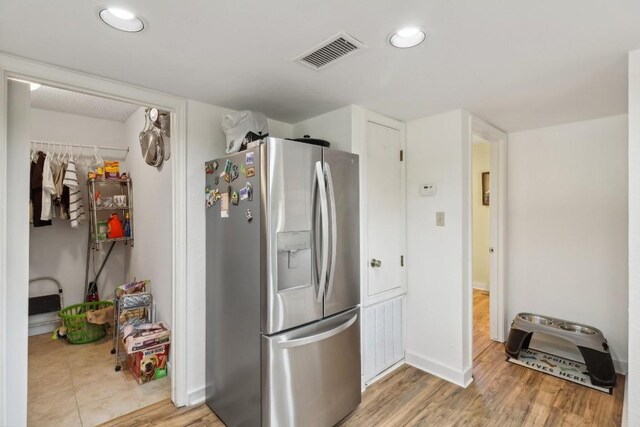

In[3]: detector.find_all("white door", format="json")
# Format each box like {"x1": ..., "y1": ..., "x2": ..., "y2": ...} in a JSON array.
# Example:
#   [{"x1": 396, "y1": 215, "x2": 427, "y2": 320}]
[{"x1": 365, "y1": 120, "x2": 405, "y2": 303}]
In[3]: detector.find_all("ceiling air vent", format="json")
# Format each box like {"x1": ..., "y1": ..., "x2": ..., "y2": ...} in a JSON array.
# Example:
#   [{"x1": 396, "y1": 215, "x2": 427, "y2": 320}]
[{"x1": 295, "y1": 32, "x2": 365, "y2": 70}]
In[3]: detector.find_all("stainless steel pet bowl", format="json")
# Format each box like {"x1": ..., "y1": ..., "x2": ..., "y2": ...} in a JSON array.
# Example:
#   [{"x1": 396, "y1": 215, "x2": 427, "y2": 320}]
[
  {"x1": 559, "y1": 323, "x2": 597, "y2": 335},
  {"x1": 518, "y1": 313, "x2": 555, "y2": 327}
]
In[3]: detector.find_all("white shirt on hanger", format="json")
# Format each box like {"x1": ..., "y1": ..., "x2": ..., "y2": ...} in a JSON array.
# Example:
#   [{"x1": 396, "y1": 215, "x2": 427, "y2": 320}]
[
  {"x1": 41, "y1": 154, "x2": 56, "y2": 221},
  {"x1": 63, "y1": 158, "x2": 86, "y2": 228}
]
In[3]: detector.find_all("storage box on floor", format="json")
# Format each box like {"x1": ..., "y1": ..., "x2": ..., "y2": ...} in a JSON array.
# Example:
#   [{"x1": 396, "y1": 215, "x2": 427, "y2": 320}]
[{"x1": 123, "y1": 322, "x2": 171, "y2": 384}]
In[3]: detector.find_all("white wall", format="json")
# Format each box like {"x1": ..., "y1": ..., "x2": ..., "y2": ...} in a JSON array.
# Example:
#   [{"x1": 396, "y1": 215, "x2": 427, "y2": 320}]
[
  {"x1": 292, "y1": 106, "x2": 353, "y2": 152},
  {"x1": 626, "y1": 49, "x2": 640, "y2": 426},
  {"x1": 507, "y1": 114, "x2": 629, "y2": 372},
  {"x1": 184, "y1": 100, "x2": 294, "y2": 399},
  {"x1": 404, "y1": 110, "x2": 473, "y2": 387},
  {"x1": 29, "y1": 109, "x2": 127, "y2": 334},
  {"x1": 123, "y1": 107, "x2": 173, "y2": 327}
]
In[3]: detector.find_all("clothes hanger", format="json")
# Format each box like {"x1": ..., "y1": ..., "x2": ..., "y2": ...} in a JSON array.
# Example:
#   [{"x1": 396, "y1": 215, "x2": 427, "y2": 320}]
[
  {"x1": 55, "y1": 142, "x2": 63, "y2": 164},
  {"x1": 30, "y1": 142, "x2": 37, "y2": 163},
  {"x1": 91, "y1": 145, "x2": 103, "y2": 170}
]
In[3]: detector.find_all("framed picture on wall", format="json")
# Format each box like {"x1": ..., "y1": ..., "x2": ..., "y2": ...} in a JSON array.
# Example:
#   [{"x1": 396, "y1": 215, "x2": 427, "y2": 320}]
[{"x1": 482, "y1": 172, "x2": 490, "y2": 206}]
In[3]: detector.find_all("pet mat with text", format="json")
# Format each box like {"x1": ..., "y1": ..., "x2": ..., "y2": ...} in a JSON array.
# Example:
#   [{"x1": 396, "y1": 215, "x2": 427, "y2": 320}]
[{"x1": 507, "y1": 348, "x2": 612, "y2": 394}]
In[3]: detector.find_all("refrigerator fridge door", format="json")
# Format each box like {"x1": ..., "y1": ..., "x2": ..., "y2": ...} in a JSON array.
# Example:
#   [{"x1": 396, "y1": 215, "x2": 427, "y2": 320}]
[
  {"x1": 323, "y1": 149, "x2": 360, "y2": 317},
  {"x1": 262, "y1": 308, "x2": 361, "y2": 427},
  {"x1": 263, "y1": 139, "x2": 325, "y2": 334}
]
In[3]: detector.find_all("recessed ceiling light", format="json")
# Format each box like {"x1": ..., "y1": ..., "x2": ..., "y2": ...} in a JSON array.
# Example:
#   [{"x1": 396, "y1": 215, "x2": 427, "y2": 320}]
[
  {"x1": 389, "y1": 27, "x2": 426, "y2": 48},
  {"x1": 99, "y1": 7, "x2": 144, "y2": 32},
  {"x1": 8, "y1": 78, "x2": 41, "y2": 91}
]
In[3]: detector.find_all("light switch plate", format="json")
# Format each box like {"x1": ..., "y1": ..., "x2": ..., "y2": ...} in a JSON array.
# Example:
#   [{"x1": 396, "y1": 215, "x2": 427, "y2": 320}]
[
  {"x1": 420, "y1": 184, "x2": 437, "y2": 196},
  {"x1": 436, "y1": 212, "x2": 445, "y2": 226}
]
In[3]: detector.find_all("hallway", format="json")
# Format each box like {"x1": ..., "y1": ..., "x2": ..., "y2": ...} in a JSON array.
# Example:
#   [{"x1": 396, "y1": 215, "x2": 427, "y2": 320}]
[{"x1": 473, "y1": 289, "x2": 491, "y2": 360}]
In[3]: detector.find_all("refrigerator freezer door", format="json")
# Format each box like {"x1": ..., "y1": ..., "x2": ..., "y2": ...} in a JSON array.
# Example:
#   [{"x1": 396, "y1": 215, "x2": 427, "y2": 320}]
[
  {"x1": 323, "y1": 149, "x2": 360, "y2": 317},
  {"x1": 262, "y1": 308, "x2": 361, "y2": 427},
  {"x1": 206, "y1": 147, "x2": 262, "y2": 427},
  {"x1": 263, "y1": 139, "x2": 325, "y2": 334}
]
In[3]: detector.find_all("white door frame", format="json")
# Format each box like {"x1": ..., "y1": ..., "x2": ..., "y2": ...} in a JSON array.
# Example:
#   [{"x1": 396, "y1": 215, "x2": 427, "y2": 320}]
[
  {"x1": 469, "y1": 115, "x2": 508, "y2": 343},
  {"x1": 0, "y1": 53, "x2": 188, "y2": 425}
]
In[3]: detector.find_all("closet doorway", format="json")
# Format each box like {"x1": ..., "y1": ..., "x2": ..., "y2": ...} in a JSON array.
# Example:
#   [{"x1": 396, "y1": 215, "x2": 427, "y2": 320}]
[
  {"x1": 7, "y1": 78, "x2": 180, "y2": 426},
  {"x1": 0, "y1": 55, "x2": 186, "y2": 425}
]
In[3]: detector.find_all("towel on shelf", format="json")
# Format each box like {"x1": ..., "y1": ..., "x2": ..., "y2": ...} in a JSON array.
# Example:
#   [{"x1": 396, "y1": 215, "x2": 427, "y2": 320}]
[
  {"x1": 86, "y1": 305, "x2": 114, "y2": 325},
  {"x1": 119, "y1": 307, "x2": 147, "y2": 324}
]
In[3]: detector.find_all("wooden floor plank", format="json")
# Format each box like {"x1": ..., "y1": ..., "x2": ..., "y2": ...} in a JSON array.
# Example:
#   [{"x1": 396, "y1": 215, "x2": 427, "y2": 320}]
[{"x1": 101, "y1": 291, "x2": 624, "y2": 426}]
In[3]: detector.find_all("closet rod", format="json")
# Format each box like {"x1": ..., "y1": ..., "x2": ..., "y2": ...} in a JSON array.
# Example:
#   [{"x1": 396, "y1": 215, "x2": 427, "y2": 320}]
[{"x1": 30, "y1": 140, "x2": 130, "y2": 154}]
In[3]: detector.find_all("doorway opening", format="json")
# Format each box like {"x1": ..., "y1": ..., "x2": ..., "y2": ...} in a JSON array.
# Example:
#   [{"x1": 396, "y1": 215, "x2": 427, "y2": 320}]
[
  {"x1": 471, "y1": 138, "x2": 492, "y2": 360},
  {"x1": 0, "y1": 56, "x2": 187, "y2": 425},
  {"x1": 6, "y1": 76, "x2": 180, "y2": 425},
  {"x1": 469, "y1": 116, "x2": 507, "y2": 367}
]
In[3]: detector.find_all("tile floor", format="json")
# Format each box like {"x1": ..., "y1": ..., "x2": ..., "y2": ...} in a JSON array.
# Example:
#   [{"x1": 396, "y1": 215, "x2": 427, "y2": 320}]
[{"x1": 28, "y1": 329, "x2": 171, "y2": 426}]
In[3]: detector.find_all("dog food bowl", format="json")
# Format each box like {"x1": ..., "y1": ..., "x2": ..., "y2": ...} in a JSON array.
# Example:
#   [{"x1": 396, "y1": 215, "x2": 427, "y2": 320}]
[
  {"x1": 506, "y1": 312, "x2": 616, "y2": 388},
  {"x1": 518, "y1": 313, "x2": 555, "y2": 327},
  {"x1": 559, "y1": 323, "x2": 597, "y2": 335}
]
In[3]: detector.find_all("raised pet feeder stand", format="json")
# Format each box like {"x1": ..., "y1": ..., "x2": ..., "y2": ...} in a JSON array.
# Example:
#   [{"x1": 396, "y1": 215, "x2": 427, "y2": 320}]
[{"x1": 505, "y1": 313, "x2": 616, "y2": 388}]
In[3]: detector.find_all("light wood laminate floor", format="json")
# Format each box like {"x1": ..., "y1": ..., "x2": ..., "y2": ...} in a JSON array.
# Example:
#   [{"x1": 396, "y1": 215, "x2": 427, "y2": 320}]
[
  {"x1": 473, "y1": 289, "x2": 492, "y2": 360},
  {"x1": 103, "y1": 292, "x2": 625, "y2": 426}
]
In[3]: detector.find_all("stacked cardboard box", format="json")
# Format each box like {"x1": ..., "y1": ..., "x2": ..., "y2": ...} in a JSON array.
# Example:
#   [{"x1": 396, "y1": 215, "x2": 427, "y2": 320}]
[{"x1": 123, "y1": 322, "x2": 171, "y2": 384}]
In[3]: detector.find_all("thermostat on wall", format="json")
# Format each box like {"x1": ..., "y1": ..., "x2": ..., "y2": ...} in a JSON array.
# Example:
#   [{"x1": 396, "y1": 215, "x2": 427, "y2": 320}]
[{"x1": 420, "y1": 184, "x2": 437, "y2": 196}]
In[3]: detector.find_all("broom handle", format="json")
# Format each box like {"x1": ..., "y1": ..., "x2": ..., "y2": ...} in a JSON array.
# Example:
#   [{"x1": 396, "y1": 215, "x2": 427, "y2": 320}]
[
  {"x1": 93, "y1": 241, "x2": 116, "y2": 285},
  {"x1": 84, "y1": 228, "x2": 91, "y2": 302}
]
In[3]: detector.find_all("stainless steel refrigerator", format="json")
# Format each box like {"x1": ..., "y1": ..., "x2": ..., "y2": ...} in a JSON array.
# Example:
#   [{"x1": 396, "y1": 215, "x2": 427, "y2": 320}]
[{"x1": 205, "y1": 137, "x2": 361, "y2": 427}]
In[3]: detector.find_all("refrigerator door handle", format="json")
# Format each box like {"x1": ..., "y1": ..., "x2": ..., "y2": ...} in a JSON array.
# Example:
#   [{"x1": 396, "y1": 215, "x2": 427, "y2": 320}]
[
  {"x1": 277, "y1": 313, "x2": 358, "y2": 349},
  {"x1": 315, "y1": 161, "x2": 329, "y2": 302},
  {"x1": 324, "y1": 162, "x2": 338, "y2": 300}
]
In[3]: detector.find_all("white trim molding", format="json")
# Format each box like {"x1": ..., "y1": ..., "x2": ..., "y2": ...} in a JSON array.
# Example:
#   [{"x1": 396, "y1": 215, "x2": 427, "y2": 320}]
[
  {"x1": 187, "y1": 387, "x2": 206, "y2": 406},
  {"x1": 473, "y1": 282, "x2": 489, "y2": 291},
  {"x1": 0, "y1": 52, "x2": 189, "y2": 423},
  {"x1": 0, "y1": 66, "x2": 8, "y2": 427},
  {"x1": 364, "y1": 359, "x2": 405, "y2": 388},
  {"x1": 171, "y1": 98, "x2": 188, "y2": 408},
  {"x1": 406, "y1": 351, "x2": 473, "y2": 388}
]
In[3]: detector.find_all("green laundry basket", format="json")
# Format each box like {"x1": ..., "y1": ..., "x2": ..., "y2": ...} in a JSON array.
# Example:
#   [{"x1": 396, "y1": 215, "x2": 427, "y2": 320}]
[{"x1": 58, "y1": 301, "x2": 113, "y2": 344}]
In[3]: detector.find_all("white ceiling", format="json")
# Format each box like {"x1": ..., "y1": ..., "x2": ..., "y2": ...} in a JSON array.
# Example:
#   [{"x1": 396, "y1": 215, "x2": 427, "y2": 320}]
[
  {"x1": 31, "y1": 85, "x2": 139, "y2": 123},
  {"x1": 1, "y1": 1, "x2": 639, "y2": 132}
]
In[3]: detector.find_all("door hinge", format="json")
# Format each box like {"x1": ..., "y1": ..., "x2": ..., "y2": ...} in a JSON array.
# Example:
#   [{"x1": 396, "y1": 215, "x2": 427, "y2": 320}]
[
  {"x1": 400, "y1": 150, "x2": 404, "y2": 161},
  {"x1": 400, "y1": 255, "x2": 404, "y2": 267}
]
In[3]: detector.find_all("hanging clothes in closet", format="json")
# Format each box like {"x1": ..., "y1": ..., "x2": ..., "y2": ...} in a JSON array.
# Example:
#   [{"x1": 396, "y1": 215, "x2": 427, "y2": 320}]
[
  {"x1": 30, "y1": 150, "x2": 83, "y2": 227},
  {"x1": 30, "y1": 151, "x2": 51, "y2": 227},
  {"x1": 41, "y1": 152, "x2": 55, "y2": 221},
  {"x1": 62, "y1": 157, "x2": 86, "y2": 228},
  {"x1": 52, "y1": 158, "x2": 69, "y2": 219}
]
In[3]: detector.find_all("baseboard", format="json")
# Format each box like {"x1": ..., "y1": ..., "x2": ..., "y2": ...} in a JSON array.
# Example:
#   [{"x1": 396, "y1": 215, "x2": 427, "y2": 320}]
[
  {"x1": 188, "y1": 387, "x2": 206, "y2": 406},
  {"x1": 622, "y1": 379, "x2": 628, "y2": 427},
  {"x1": 406, "y1": 351, "x2": 473, "y2": 388},
  {"x1": 28, "y1": 323, "x2": 57, "y2": 337},
  {"x1": 613, "y1": 358, "x2": 628, "y2": 375},
  {"x1": 28, "y1": 313, "x2": 61, "y2": 336},
  {"x1": 364, "y1": 359, "x2": 405, "y2": 388},
  {"x1": 473, "y1": 282, "x2": 489, "y2": 291}
]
